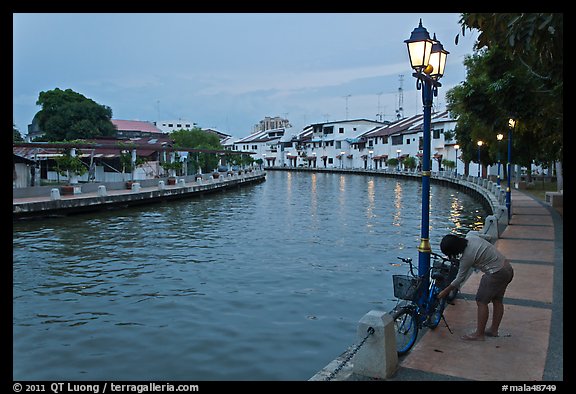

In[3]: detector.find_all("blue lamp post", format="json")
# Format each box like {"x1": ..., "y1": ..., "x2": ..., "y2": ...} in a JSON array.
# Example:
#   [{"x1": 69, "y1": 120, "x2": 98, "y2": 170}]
[
  {"x1": 496, "y1": 133, "x2": 504, "y2": 186},
  {"x1": 454, "y1": 144, "x2": 459, "y2": 177},
  {"x1": 477, "y1": 140, "x2": 483, "y2": 178},
  {"x1": 404, "y1": 20, "x2": 449, "y2": 283},
  {"x1": 506, "y1": 118, "x2": 516, "y2": 221}
]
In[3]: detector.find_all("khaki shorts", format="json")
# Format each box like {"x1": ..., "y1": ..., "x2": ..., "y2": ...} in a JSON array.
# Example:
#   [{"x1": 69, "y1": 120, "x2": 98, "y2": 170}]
[{"x1": 475, "y1": 262, "x2": 514, "y2": 304}]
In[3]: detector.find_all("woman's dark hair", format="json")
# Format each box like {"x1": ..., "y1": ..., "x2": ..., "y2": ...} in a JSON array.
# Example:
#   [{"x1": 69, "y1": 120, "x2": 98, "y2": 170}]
[{"x1": 440, "y1": 234, "x2": 468, "y2": 259}]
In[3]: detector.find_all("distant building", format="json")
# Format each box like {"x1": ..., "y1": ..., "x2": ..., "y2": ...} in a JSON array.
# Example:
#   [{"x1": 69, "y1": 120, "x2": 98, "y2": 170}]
[
  {"x1": 155, "y1": 119, "x2": 197, "y2": 133},
  {"x1": 254, "y1": 116, "x2": 291, "y2": 133},
  {"x1": 111, "y1": 119, "x2": 164, "y2": 138}
]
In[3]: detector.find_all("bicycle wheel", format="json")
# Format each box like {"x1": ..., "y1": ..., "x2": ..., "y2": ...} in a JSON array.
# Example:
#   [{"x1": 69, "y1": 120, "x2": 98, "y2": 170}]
[
  {"x1": 426, "y1": 284, "x2": 447, "y2": 329},
  {"x1": 393, "y1": 306, "x2": 419, "y2": 355}
]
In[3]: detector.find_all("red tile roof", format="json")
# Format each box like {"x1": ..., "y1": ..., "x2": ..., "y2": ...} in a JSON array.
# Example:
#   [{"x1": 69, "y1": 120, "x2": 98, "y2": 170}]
[{"x1": 112, "y1": 119, "x2": 163, "y2": 134}]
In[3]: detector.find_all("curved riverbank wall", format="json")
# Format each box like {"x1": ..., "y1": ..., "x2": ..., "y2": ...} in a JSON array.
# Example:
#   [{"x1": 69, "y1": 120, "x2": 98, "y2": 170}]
[
  {"x1": 13, "y1": 170, "x2": 267, "y2": 220},
  {"x1": 263, "y1": 167, "x2": 511, "y2": 381}
]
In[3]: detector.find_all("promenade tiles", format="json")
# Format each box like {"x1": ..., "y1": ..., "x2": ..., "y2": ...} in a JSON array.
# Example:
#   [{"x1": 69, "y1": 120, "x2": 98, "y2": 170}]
[
  {"x1": 460, "y1": 263, "x2": 554, "y2": 304},
  {"x1": 395, "y1": 189, "x2": 559, "y2": 381},
  {"x1": 495, "y1": 239, "x2": 555, "y2": 263},
  {"x1": 400, "y1": 300, "x2": 551, "y2": 381}
]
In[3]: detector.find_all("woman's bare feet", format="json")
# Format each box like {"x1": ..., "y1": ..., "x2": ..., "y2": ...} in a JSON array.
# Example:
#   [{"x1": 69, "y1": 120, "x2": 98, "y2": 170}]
[{"x1": 461, "y1": 332, "x2": 485, "y2": 341}]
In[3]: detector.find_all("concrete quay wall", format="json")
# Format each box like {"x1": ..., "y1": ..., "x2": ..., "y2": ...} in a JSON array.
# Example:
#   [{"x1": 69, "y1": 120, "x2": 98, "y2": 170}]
[{"x1": 13, "y1": 171, "x2": 266, "y2": 219}]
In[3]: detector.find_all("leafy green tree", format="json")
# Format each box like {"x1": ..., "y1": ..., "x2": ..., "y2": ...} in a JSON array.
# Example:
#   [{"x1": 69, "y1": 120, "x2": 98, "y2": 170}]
[
  {"x1": 53, "y1": 148, "x2": 88, "y2": 184},
  {"x1": 452, "y1": 13, "x2": 562, "y2": 186},
  {"x1": 35, "y1": 88, "x2": 116, "y2": 141},
  {"x1": 170, "y1": 128, "x2": 223, "y2": 173},
  {"x1": 13, "y1": 123, "x2": 24, "y2": 142},
  {"x1": 170, "y1": 128, "x2": 222, "y2": 150}
]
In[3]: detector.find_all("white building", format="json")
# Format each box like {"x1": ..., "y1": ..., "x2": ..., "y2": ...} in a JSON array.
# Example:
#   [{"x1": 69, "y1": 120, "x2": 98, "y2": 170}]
[
  {"x1": 155, "y1": 119, "x2": 197, "y2": 133},
  {"x1": 231, "y1": 127, "x2": 294, "y2": 167},
  {"x1": 290, "y1": 119, "x2": 386, "y2": 168}
]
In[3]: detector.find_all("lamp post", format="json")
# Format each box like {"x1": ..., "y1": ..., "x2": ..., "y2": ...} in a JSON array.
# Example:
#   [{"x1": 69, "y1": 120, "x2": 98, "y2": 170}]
[
  {"x1": 369, "y1": 150, "x2": 373, "y2": 170},
  {"x1": 454, "y1": 144, "x2": 459, "y2": 177},
  {"x1": 340, "y1": 151, "x2": 345, "y2": 169},
  {"x1": 396, "y1": 149, "x2": 401, "y2": 171},
  {"x1": 477, "y1": 140, "x2": 483, "y2": 178},
  {"x1": 405, "y1": 19, "x2": 448, "y2": 283},
  {"x1": 496, "y1": 134, "x2": 504, "y2": 186},
  {"x1": 507, "y1": 118, "x2": 516, "y2": 221}
]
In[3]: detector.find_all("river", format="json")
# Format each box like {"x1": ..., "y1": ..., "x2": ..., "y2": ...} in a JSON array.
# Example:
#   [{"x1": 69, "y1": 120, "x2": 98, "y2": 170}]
[{"x1": 13, "y1": 170, "x2": 486, "y2": 381}]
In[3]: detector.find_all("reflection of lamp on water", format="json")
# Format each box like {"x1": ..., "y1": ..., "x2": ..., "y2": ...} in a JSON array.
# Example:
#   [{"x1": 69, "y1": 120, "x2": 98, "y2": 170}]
[{"x1": 404, "y1": 18, "x2": 449, "y2": 284}]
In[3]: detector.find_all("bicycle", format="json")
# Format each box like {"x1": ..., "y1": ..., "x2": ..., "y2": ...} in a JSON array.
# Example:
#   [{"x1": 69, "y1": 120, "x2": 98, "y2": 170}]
[{"x1": 391, "y1": 252, "x2": 459, "y2": 355}]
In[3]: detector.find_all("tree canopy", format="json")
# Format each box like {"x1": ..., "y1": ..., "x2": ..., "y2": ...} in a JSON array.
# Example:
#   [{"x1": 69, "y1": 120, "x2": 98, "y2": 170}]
[
  {"x1": 170, "y1": 128, "x2": 223, "y2": 173},
  {"x1": 447, "y1": 13, "x2": 562, "y2": 174},
  {"x1": 34, "y1": 88, "x2": 117, "y2": 141}
]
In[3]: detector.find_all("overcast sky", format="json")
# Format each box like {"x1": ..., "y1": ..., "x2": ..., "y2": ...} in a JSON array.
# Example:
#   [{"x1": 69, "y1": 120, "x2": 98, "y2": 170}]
[{"x1": 13, "y1": 13, "x2": 478, "y2": 139}]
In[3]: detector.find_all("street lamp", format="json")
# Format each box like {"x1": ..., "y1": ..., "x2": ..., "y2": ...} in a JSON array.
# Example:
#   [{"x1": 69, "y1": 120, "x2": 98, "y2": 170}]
[
  {"x1": 496, "y1": 134, "x2": 504, "y2": 186},
  {"x1": 477, "y1": 140, "x2": 483, "y2": 178},
  {"x1": 454, "y1": 144, "x2": 459, "y2": 177},
  {"x1": 396, "y1": 149, "x2": 402, "y2": 171},
  {"x1": 405, "y1": 19, "x2": 449, "y2": 283},
  {"x1": 368, "y1": 150, "x2": 373, "y2": 170},
  {"x1": 340, "y1": 151, "x2": 346, "y2": 169},
  {"x1": 507, "y1": 118, "x2": 516, "y2": 221}
]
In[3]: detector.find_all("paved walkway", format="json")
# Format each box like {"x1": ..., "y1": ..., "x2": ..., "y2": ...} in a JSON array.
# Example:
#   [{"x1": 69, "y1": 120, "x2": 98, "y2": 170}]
[{"x1": 388, "y1": 189, "x2": 563, "y2": 381}]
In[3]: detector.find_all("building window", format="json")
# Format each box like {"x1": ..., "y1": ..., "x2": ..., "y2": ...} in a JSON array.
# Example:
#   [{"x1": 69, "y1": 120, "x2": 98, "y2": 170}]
[
  {"x1": 406, "y1": 139, "x2": 411, "y2": 144},
  {"x1": 335, "y1": 141, "x2": 341, "y2": 149},
  {"x1": 339, "y1": 127, "x2": 344, "y2": 133},
  {"x1": 391, "y1": 135, "x2": 403, "y2": 145},
  {"x1": 433, "y1": 128, "x2": 442, "y2": 139},
  {"x1": 324, "y1": 126, "x2": 334, "y2": 134}
]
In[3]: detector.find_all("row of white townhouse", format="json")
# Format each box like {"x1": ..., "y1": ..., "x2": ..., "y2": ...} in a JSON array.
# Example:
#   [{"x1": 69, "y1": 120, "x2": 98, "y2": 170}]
[{"x1": 225, "y1": 110, "x2": 477, "y2": 175}]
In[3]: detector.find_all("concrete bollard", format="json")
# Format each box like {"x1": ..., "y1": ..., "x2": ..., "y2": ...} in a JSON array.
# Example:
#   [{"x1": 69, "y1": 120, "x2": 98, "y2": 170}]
[
  {"x1": 352, "y1": 310, "x2": 398, "y2": 379},
  {"x1": 178, "y1": 178, "x2": 186, "y2": 187},
  {"x1": 482, "y1": 215, "x2": 499, "y2": 242},
  {"x1": 196, "y1": 176, "x2": 203, "y2": 184},
  {"x1": 50, "y1": 188, "x2": 61, "y2": 200},
  {"x1": 496, "y1": 205, "x2": 509, "y2": 226},
  {"x1": 158, "y1": 180, "x2": 165, "y2": 190},
  {"x1": 97, "y1": 185, "x2": 107, "y2": 197},
  {"x1": 131, "y1": 182, "x2": 141, "y2": 192}
]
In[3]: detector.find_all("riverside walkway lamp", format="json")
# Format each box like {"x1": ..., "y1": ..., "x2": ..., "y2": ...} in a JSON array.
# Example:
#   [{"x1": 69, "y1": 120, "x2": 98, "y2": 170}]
[
  {"x1": 496, "y1": 134, "x2": 504, "y2": 186},
  {"x1": 477, "y1": 140, "x2": 483, "y2": 177},
  {"x1": 454, "y1": 144, "x2": 459, "y2": 177},
  {"x1": 507, "y1": 118, "x2": 516, "y2": 221},
  {"x1": 405, "y1": 20, "x2": 449, "y2": 282}
]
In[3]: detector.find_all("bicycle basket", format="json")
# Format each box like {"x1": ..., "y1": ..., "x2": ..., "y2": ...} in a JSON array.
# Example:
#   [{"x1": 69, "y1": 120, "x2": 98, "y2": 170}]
[{"x1": 392, "y1": 275, "x2": 421, "y2": 301}]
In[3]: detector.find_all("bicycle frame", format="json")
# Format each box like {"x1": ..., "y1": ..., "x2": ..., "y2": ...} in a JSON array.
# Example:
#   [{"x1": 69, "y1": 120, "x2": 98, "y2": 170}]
[{"x1": 393, "y1": 253, "x2": 457, "y2": 355}]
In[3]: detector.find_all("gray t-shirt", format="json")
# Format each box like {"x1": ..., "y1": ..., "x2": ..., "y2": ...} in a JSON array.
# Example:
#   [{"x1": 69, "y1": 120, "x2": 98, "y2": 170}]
[{"x1": 450, "y1": 233, "x2": 507, "y2": 289}]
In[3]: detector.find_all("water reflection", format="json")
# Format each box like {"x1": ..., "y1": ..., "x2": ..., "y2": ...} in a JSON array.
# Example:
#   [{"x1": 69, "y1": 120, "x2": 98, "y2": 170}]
[{"x1": 13, "y1": 171, "x2": 487, "y2": 380}]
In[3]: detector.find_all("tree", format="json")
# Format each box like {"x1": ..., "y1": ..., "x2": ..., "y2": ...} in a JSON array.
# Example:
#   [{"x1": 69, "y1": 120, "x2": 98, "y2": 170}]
[
  {"x1": 453, "y1": 13, "x2": 562, "y2": 187},
  {"x1": 13, "y1": 123, "x2": 24, "y2": 142},
  {"x1": 170, "y1": 128, "x2": 223, "y2": 174},
  {"x1": 35, "y1": 88, "x2": 116, "y2": 141},
  {"x1": 53, "y1": 147, "x2": 88, "y2": 184}
]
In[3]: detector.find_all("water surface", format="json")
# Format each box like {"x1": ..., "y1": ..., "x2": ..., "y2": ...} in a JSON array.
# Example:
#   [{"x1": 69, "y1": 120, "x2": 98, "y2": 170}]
[{"x1": 13, "y1": 171, "x2": 485, "y2": 380}]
